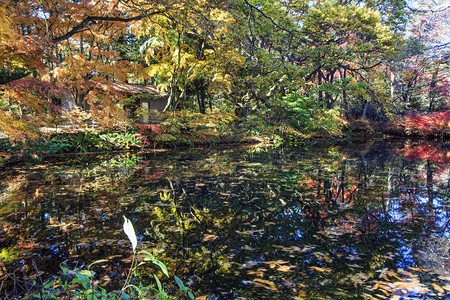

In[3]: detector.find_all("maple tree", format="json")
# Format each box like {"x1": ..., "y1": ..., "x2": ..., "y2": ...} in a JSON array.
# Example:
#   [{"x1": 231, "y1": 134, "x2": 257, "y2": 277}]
[{"x1": 0, "y1": 4, "x2": 61, "y2": 139}]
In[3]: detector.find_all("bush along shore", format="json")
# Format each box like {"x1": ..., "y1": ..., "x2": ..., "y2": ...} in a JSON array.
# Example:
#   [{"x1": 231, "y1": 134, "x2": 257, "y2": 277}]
[{"x1": 1, "y1": 109, "x2": 449, "y2": 168}]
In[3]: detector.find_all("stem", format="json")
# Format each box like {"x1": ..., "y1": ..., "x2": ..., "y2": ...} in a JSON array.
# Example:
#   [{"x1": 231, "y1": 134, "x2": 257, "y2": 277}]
[{"x1": 116, "y1": 251, "x2": 136, "y2": 300}]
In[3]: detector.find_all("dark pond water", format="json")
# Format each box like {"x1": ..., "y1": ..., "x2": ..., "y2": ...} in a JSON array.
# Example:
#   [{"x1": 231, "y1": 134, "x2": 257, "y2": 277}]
[{"x1": 1, "y1": 140, "x2": 449, "y2": 299}]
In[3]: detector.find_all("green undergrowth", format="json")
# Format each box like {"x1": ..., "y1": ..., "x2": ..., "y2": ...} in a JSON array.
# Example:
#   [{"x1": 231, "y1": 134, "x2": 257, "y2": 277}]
[
  {"x1": 0, "y1": 106, "x2": 353, "y2": 167},
  {"x1": 0, "y1": 128, "x2": 144, "y2": 165},
  {"x1": 136, "y1": 109, "x2": 245, "y2": 147}
]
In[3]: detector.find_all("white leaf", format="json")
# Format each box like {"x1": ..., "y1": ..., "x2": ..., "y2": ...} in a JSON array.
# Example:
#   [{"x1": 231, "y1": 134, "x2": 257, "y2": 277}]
[{"x1": 123, "y1": 216, "x2": 137, "y2": 252}]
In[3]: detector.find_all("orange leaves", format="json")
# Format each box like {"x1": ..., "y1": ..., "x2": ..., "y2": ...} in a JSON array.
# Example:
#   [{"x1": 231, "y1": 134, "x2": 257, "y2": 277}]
[
  {"x1": 251, "y1": 278, "x2": 279, "y2": 291},
  {"x1": 368, "y1": 268, "x2": 450, "y2": 298},
  {"x1": 0, "y1": 6, "x2": 46, "y2": 73},
  {"x1": 243, "y1": 277, "x2": 279, "y2": 291},
  {"x1": 202, "y1": 234, "x2": 219, "y2": 242}
]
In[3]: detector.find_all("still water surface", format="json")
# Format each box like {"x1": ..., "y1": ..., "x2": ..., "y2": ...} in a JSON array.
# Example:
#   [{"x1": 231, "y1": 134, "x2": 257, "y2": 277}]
[{"x1": 1, "y1": 140, "x2": 449, "y2": 299}]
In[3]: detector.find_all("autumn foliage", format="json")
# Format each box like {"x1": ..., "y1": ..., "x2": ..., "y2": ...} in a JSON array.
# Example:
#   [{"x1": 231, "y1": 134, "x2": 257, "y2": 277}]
[
  {"x1": 399, "y1": 111, "x2": 450, "y2": 137},
  {"x1": 0, "y1": 0, "x2": 448, "y2": 144},
  {"x1": 397, "y1": 143, "x2": 450, "y2": 164}
]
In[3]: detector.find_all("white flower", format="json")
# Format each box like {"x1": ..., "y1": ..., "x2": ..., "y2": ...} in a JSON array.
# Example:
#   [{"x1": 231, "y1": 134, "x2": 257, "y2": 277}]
[{"x1": 123, "y1": 216, "x2": 138, "y2": 252}]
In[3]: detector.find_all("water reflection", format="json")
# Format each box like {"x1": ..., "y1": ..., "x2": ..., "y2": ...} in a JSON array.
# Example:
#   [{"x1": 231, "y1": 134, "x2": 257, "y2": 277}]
[{"x1": 0, "y1": 141, "x2": 449, "y2": 299}]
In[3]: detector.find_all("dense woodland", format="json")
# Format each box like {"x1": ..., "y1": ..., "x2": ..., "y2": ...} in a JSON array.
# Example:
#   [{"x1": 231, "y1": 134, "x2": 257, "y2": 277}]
[
  {"x1": 0, "y1": 0, "x2": 449, "y2": 155},
  {"x1": 0, "y1": 1, "x2": 449, "y2": 298}
]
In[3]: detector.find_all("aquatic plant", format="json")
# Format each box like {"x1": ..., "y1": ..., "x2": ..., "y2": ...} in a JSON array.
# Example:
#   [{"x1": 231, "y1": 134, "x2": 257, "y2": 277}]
[{"x1": 0, "y1": 215, "x2": 196, "y2": 299}]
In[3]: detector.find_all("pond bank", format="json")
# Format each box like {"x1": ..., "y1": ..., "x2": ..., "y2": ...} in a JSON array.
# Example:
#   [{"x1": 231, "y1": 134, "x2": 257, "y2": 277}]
[{"x1": 1, "y1": 115, "x2": 448, "y2": 169}]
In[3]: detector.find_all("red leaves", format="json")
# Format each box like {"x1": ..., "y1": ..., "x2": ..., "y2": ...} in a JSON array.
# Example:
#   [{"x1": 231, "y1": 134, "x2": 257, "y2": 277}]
[
  {"x1": 133, "y1": 124, "x2": 163, "y2": 145},
  {"x1": 134, "y1": 124, "x2": 162, "y2": 135},
  {"x1": 398, "y1": 111, "x2": 450, "y2": 137},
  {"x1": 397, "y1": 144, "x2": 450, "y2": 165}
]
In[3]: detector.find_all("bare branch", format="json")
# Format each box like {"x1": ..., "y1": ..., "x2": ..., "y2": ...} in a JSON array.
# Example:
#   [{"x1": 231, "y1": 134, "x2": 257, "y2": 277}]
[
  {"x1": 242, "y1": 0, "x2": 297, "y2": 35},
  {"x1": 52, "y1": 12, "x2": 162, "y2": 43}
]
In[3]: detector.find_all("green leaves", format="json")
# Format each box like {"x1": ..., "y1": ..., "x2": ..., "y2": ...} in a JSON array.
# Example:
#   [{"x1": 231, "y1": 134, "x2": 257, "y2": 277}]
[
  {"x1": 140, "y1": 250, "x2": 169, "y2": 277},
  {"x1": 174, "y1": 275, "x2": 195, "y2": 300}
]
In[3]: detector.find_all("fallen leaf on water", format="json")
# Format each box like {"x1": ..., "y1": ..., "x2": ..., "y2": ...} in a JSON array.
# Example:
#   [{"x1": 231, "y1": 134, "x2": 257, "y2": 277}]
[
  {"x1": 251, "y1": 278, "x2": 278, "y2": 291},
  {"x1": 262, "y1": 260, "x2": 289, "y2": 268},
  {"x1": 247, "y1": 268, "x2": 266, "y2": 277},
  {"x1": 277, "y1": 265, "x2": 295, "y2": 272},
  {"x1": 432, "y1": 283, "x2": 445, "y2": 294},
  {"x1": 386, "y1": 270, "x2": 402, "y2": 281},
  {"x1": 407, "y1": 267, "x2": 427, "y2": 272},
  {"x1": 202, "y1": 234, "x2": 218, "y2": 242},
  {"x1": 309, "y1": 266, "x2": 332, "y2": 273}
]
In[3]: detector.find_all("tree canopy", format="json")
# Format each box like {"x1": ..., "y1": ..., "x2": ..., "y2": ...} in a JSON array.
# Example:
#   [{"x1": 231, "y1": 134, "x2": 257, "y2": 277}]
[{"x1": 0, "y1": 0, "x2": 448, "y2": 139}]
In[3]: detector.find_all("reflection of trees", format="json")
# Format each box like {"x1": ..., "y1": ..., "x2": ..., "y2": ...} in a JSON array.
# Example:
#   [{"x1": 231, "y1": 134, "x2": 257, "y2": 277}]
[
  {"x1": 135, "y1": 145, "x2": 448, "y2": 298},
  {"x1": 1, "y1": 144, "x2": 449, "y2": 298},
  {"x1": 146, "y1": 145, "x2": 449, "y2": 298},
  {"x1": 0, "y1": 154, "x2": 143, "y2": 294}
]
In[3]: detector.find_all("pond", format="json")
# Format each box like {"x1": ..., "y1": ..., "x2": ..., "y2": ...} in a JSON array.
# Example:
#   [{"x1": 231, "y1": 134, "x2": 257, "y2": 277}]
[{"x1": 1, "y1": 140, "x2": 449, "y2": 299}]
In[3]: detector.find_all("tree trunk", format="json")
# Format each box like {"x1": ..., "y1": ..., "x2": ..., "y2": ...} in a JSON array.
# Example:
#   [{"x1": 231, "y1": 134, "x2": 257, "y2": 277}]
[
  {"x1": 362, "y1": 99, "x2": 368, "y2": 119},
  {"x1": 318, "y1": 69, "x2": 324, "y2": 108},
  {"x1": 428, "y1": 61, "x2": 441, "y2": 112}
]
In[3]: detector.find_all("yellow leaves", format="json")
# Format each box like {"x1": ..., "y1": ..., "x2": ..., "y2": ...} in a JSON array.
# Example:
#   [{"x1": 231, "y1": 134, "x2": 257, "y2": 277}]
[
  {"x1": 0, "y1": 111, "x2": 36, "y2": 141},
  {"x1": 210, "y1": 9, "x2": 234, "y2": 23},
  {"x1": 209, "y1": 73, "x2": 232, "y2": 94},
  {"x1": 368, "y1": 268, "x2": 450, "y2": 298},
  {"x1": 0, "y1": 6, "x2": 12, "y2": 36},
  {"x1": 432, "y1": 283, "x2": 445, "y2": 294},
  {"x1": 247, "y1": 268, "x2": 265, "y2": 277},
  {"x1": 250, "y1": 278, "x2": 278, "y2": 291}
]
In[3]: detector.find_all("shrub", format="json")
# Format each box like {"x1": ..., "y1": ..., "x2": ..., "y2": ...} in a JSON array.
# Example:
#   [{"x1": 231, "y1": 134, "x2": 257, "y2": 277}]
[{"x1": 400, "y1": 111, "x2": 450, "y2": 137}]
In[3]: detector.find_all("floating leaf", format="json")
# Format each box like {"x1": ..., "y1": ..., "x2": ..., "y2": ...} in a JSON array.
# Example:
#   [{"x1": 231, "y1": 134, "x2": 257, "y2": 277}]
[
  {"x1": 202, "y1": 234, "x2": 218, "y2": 242},
  {"x1": 432, "y1": 283, "x2": 445, "y2": 294},
  {"x1": 251, "y1": 278, "x2": 278, "y2": 291},
  {"x1": 309, "y1": 266, "x2": 333, "y2": 273}
]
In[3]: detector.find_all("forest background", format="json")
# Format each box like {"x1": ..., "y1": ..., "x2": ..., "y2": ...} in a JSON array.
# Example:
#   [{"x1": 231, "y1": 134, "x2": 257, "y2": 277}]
[{"x1": 0, "y1": 0, "x2": 449, "y2": 163}]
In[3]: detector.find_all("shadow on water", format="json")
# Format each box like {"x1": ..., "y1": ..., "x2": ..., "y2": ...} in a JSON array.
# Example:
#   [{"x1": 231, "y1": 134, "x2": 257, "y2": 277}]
[{"x1": 0, "y1": 140, "x2": 449, "y2": 299}]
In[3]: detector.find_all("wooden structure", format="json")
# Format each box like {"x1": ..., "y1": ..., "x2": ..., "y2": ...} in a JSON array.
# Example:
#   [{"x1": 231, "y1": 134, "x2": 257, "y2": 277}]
[
  {"x1": 59, "y1": 82, "x2": 168, "y2": 123},
  {"x1": 110, "y1": 83, "x2": 168, "y2": 123}
]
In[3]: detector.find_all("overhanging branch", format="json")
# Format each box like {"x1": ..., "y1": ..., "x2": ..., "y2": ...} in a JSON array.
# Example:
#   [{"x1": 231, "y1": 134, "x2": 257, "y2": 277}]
[{"x1": 52, "y1": 13, "x2": 161, "y2": 43}]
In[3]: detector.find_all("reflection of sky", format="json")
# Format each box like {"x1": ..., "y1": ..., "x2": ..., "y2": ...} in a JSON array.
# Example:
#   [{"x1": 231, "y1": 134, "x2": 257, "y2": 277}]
[
  {"x1": 388, "y1": 190, "x2": 450, "y2": 233},
  {"x1": 397, "y1": 245, "x2": 415, "y2": 269}
]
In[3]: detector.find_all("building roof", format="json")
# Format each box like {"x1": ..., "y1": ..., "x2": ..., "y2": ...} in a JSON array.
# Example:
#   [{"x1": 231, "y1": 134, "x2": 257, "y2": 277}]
[{"x1": 110, "y1": 82, "x2": 160, "y2": 95}]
